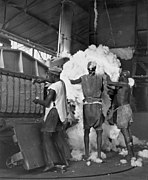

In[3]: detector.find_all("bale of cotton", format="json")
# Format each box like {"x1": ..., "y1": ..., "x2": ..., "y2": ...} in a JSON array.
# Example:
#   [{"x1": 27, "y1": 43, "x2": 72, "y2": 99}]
[
  {"x1": 102, "y1": 122, "x2": 120, "y2": 140},
  {"x1": 71, "y1": 149, "x2": 83, "y2": 161},
  {"x1": 132, "y1": 136, "x2": 146, "y2": 146},
  {"x1": 120, "y1": 159, "x2": 127, "y2": 164},
  {"x1": 86, "y1": 161, "x2": 91, "y2": 166},
  {"x1": 61, "y1": 44, "x2": 121, "y2": 100},
  {"x1": 113, "y1": 132, "x2": 126, "y2": 148},
  {"x1": 61, "y1": 44, "x2": 122, "y2": 159},
  {"x1": 84, "y1": 45, "x2": 121, "y2": 82},
  {"x1": 128, "y1": 78, "x2": 135, "y2": 87},
  {"x1": 66, "y1": 120, "x2": 84, "y2": 152},
  {"x1": 110, "y1": 47, "x2": 135, "y2": 60},
  {"x1": 119, "y1": 149, "x2": 128, "y2": 157},
  {"x1": 138, "y1": 149, "x2": 148, "y2": 158},
  {"x1": 101, "y1": 121, "x2": 126, "y2": 152},
  {"x1": 131, "y1": 157, "x2": 143, "y2": 167},
  {"x1": 88, "y1": 152, "x2": 106, "y2": 163}
]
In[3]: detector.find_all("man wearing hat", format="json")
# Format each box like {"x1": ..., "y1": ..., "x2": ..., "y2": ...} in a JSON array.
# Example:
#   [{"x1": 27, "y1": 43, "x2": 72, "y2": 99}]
[
  {"x1": 70, "y1": 61, "x2": 104, "y2": 161},
  {"x1": 33, "y1": 66, "x2": 71, "y2": 172}
]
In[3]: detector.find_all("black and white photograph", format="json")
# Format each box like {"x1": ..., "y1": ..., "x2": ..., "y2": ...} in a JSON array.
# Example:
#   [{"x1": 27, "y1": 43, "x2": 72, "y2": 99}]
[{"x1": 0, "y1": 0, "x2": 148, "y2": 179}]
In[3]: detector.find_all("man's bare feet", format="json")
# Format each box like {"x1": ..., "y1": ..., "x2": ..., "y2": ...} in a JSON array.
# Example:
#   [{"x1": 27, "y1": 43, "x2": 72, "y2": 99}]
[
  {"x1": 42, "y1": 164, "x2": 55, "y2": 172},
  {"x1": 55, "y1": 165, "x2": 67, "y2": 173},
  {"x1": 82, "y1": 154, "x2": 89, "y2": 161}
]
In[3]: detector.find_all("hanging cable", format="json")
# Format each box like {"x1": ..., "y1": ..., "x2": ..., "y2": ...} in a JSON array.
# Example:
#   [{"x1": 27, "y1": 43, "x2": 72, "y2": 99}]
[
  {"x1": 94, "y1": 0, "x2": 98, "y2": 32},
  {"x1": 104, "y1": 0, "x2": 116, "y2": 47}
]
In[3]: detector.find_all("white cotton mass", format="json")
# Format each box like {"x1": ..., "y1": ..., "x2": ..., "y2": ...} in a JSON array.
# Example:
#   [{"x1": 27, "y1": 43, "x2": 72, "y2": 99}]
[
  {"x1": 131, "y1": 157, "x2": 143, "y2": 167},
  {"x1": 120, "y1": 159, "x2": 127, "y2": 164},
  {"x1": 138, "y1": 149, "x2": 148, "y2": 158},
  {"x1": 60, "y1": 44, "x2": 137, "y2": 160},
  {"x1": 110, "y1": 47, "x2": 135, "y2": 60},
  {"x1": 102, "y1": 121, "x2": 120, "y2": 140},
  {"x1": 128, "y1": 78, "x2": 135, "y2": 87}
]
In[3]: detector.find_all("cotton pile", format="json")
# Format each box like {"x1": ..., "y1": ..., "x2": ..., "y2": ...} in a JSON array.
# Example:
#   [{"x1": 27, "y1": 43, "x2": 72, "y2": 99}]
[{"x1": 60, "y1": 44, "x2": 146, "y2": 161}]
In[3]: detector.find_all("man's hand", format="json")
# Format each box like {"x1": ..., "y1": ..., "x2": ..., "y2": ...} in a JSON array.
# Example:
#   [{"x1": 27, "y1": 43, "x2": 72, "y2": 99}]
[
  {"x1": 0, "y1": 119, "x2": 13, "y2": 132},
  {"x1": 63, "y1": 118, "x2": 69, "y2": 130},
  {"x1": 32, "y1": 78, "x2": 43, "y2": 84},
  {"x1": 33, "y1": 97, "x2": 39, "y2": 104},
  {"x1": 32, "y1": 79, "x2": 37, "y2": 84}
]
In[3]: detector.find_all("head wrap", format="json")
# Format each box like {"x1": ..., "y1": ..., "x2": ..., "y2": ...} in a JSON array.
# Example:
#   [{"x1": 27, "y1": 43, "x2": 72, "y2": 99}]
[
  {"x1": 87, "y1": 61, "x2": 97, "y2": 71},
  {"x1": 48, "y1": 66, "x2": 62, "y2": 76}
]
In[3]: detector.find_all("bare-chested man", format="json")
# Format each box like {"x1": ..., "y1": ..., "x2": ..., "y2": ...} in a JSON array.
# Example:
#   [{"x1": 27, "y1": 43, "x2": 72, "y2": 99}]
[
  {"x1": 70, "y1": 61, "x2": 104, "y2": 160},
  {"x1": 108, "y1": 70, "x2": 134, "y2": 158}
]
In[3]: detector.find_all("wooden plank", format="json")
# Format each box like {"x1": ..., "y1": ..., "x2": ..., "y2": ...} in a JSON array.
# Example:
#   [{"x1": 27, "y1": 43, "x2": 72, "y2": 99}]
[
  {"x1": 0, "y1": 73, "x2": 44, "y2": 115},
  {"x1": 14, "y1": 123, "x2": 45, "y2": 170}
]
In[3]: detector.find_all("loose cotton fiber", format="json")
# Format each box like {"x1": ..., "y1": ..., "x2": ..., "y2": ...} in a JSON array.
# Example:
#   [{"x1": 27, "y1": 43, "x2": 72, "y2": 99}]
[{"x1": 61, "y1": 44, "x2": 146, "y2": 160}]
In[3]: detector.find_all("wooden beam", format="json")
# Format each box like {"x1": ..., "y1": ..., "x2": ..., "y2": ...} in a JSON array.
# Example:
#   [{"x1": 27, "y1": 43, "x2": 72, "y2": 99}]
[
  {"x1": 3, "y1": 0, "x2": 87, "y2": 47},
  {"x1": 0, "y1": 35, "x2": 11, "y2": 47},
  {"x1": 138, "y1": 62, "x2": 148, "y2": 72},
  {"x1": 2, "y1": 0, "x2": 40, "y2": 29},
  {"x1": 71, "y1": 0, "x2": 88, "y2": 13},
  {"x1": 104, "y1": 0, "x2": 136, "y2": 8},
  {"x1": 136, "y1": 56, "x2": 148, "y2": 63},
  {"x1": 0, "y1": 29, "x2": 57, "y2": 56}
]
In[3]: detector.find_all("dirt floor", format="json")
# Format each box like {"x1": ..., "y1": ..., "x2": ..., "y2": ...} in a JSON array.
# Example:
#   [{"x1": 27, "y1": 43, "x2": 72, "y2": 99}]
[{"x1": 0, "y1": 145, "x2": 148, "y2": 180}]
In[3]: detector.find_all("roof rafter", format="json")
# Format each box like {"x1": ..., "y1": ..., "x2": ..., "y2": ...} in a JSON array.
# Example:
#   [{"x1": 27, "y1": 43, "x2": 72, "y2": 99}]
[
  {"x1": 0, "y1": 29, "x2": 57, "y2": 56},
  {"x1": 2, "y1": 0, "x2": 88, "y2": 47},
  {"x1": 71, "y1": 0, "x2": 89, "y2": 13},
  {"x1": 2, "y1": 0, "x2": 41, "y2": 29}
]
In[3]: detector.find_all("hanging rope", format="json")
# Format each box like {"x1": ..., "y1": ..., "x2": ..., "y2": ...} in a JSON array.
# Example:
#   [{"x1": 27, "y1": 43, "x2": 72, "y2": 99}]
[
  {"x1": 94, "y1": 0, "x2": 98, "y2": 32},
  {"x1": 104, "y1": 0, "x2": 116, "y2": 47}
]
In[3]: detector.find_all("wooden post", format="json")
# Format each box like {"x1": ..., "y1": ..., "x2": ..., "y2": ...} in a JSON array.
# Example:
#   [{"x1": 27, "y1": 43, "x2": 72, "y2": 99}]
[
  {"x1": 146, "y1": 0, "x2": 148, "y2": 54},
  {"x1": 35, "y1": 60, "x2": 39, "y2": 76},
  {"x1": 132, "y1": 0, "x2": 138, "y2": 76},
  {"x1": 57, "y1": 0, "x2": 74, "y2": 56},
  {"x1": 18, "y1": 51, "x2": 23, "y2": 73},
  {"x1": 0, "y1": 49, "x2": 4, "y2": 68}
]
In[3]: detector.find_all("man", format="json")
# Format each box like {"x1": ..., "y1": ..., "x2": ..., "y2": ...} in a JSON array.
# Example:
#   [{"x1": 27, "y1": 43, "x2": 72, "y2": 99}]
[
  {"x1": 33, "y1": 66, "x2": 71, "y2": 172},
  {"x1": 70, "y1": 61, "x2": 104, "y2": 160},
  {"x1": 108, "y1": 70, "x2": 134, "y2": 159},
  {"x1": 32, "y1": 71, "x2": 53, "y2": 100}
]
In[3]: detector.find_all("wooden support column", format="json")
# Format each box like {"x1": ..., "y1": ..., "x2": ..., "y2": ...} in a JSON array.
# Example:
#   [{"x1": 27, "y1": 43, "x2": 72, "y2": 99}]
[
  {"x1": 132, "y1": 57, "x2": 137, "y2": 76},
  {"x1": 0, "y1": 49, "x2": 4, "y2": 68},
  {"x1": 18, "y1": 51, "x2": 23, "y2": 73},
  {"x1": 138, "y1": 62, "x2": 147, "y2": 74},
  {"x1": 146, "y1": 0, "x2": 148, "y2": 54},
  {"x1": 35, "y1": 60, "x2": 39, "y2": 76},
  {"x1": 132, "y1": 0, "x2": 138, "y2": 76},
  {"x1": 57, "y1": 0, "x2": 74, "y2": 57}
]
